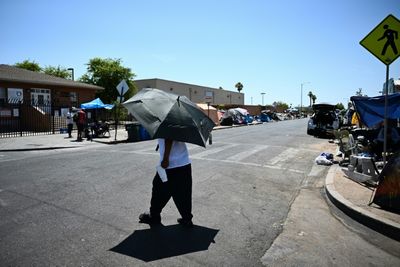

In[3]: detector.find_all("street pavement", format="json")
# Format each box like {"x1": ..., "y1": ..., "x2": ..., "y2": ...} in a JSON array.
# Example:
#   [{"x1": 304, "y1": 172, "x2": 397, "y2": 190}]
[{"x1": 0, "y1": 123, "x2": 399, "y2": 265}]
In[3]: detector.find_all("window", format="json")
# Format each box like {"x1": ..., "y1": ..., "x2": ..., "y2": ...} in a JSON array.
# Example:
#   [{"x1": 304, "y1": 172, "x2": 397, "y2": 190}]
[
  {"x1": 8, "y1": 88, "x2": 23, "y2": 103},
  {"x1": 69, "y1": 92, "x2": 77, "y2": 102},
  {"x1": 0, "y1": 87, "x2": 6, "y2": 104}
]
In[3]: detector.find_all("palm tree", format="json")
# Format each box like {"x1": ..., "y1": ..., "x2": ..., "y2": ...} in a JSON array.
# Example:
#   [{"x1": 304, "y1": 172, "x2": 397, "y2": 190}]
[
  {"x1": 307, "y1": 91, "x2": 313, "y2": 107},
  {"x1": 312, "y1": 94, "x2": 317, "y2": 105},
  {"x1": 235, "y1": 82, "x2": 243, "y2": 93}
]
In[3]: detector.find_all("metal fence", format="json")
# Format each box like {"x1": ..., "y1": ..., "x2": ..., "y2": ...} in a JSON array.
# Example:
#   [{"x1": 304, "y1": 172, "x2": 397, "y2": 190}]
[{"x1": 0, "y1": 100, "x2": 122, "y2": 138}]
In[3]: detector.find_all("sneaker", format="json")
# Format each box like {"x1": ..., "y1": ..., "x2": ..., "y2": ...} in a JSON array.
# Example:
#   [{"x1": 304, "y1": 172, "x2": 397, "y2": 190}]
[
  {"x1": 177, "y1": 218, "x2": 193, "y2": 227},
  {"x1": 139, "y1": 213, "x2": 161, "y2": 225}
]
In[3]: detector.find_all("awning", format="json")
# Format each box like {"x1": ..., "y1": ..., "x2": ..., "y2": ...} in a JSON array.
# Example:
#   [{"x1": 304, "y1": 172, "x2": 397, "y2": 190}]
[
  {"x1": 350, "y1": 93, "x2": 400, "y2": 128},
  {"x1": 81, "y1": 98, "x2": 114, "y2": 110}
]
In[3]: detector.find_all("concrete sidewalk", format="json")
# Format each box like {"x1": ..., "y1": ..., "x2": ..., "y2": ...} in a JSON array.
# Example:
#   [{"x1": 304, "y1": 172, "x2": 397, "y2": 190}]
[
  {"x1": 1, "y1": 127, "x2": 399, "y2": 241},
  {"x1": 0, "y1": 129, "x2": 129, "y2": 152},
  {"x1": 0, "y1": 124, "x2": 240, "y2": 152},
  {"x1": 325, "y1": 164, "x2": 400, "y2": 241}
]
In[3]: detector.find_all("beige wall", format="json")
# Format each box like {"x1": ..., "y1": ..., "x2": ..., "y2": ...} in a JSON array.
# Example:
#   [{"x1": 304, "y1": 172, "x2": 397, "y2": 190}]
[{"x1": 134, "y1": 78, "x2": 244, "y2": 105}]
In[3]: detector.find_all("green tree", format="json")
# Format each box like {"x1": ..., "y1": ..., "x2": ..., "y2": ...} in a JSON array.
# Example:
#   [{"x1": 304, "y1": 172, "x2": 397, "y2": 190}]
[
  {"x1": 235, "y1": 82, "x2": 243, "y2": 93},
  {"x1": 43, "y1": 65, "x2": 71, "y2": 79},
  {"x1": 336, "y1": 103, "x2": 345, "y2": 110},
  {"x1": 307, "y1": 91, "x2": 313, "y2": 107},
  {"x1": 355, "y1": 88, "x2": 367, "y2": 97},
  {"x1": 14, "y1": 60, "x2": 41, "y2": 72},
  {"x1": 80, "y1": 57, "x2": 136, "y2": 103},
  {"x1": 272, "y1": 101, "x2": 289, "y2": 112},
  {"x1": 311, "y1": 94, "x2": 317, "y2": 104}
]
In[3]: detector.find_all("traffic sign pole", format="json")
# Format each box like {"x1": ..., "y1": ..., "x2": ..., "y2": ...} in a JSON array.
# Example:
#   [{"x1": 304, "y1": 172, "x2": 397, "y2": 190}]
[
  {"x1": 115, "y1": 80, "x2": 129, "y2": 141},
  {"x1": 383, "y1": 65, "x2": 389, "y2": 164},
  {"x1": 360, "y1": 14, "x2": 400, "y2": 164}
]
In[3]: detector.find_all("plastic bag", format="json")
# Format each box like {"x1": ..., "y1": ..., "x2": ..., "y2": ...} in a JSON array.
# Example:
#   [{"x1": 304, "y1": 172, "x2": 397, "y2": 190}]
[{"x1": 315, "y1": 152, "x2": 334, "y2": 165}]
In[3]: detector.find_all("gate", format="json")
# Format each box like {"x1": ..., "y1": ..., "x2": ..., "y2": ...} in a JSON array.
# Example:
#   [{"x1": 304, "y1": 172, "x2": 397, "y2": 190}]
[
  {"x1": 0, "y1": 100, "x2": 67, "y2": 138},
  {"x1": 0, "y1": 100, "x2": 122, "y2": 138}
]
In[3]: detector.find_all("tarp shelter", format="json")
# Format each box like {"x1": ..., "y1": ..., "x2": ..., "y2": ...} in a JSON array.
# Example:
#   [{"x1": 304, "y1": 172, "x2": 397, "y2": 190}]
[
  {"x1": 351, "y1": 93, "x2": 400, "y2": 128},
  {"x1": 81, "y1": 98, "x2": 114, "y2": 110},
  {"x1": 233, "y1": 107, "x2": 249, "y2": 116},
  {"x1": 196, "y1": 103, "x2": 219, "y2": 126},
  {"x1": 372, "y1": 152, "x2": 400, "y2": 211},
  {"x1": 220, "y1": 108, "x2": 246, "y2": 125}
]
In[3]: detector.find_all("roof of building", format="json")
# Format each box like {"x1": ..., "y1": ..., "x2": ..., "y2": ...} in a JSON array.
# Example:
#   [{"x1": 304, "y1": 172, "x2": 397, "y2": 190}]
[
  {"x1": 0, "y1": 64, "x2": 103, "y2": 90},
  {"x1": 134, "y1": 78, "x2": 242, "y2": 94}
]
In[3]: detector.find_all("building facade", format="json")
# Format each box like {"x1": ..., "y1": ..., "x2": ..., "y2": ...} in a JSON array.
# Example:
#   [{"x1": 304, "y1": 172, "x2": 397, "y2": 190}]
[
  {"x1": 0, "y1": 64, "x2": 104, "y2": 136},
  {"x1": 0, "y1": 64, "x2": 103, "y2": 107},
  {"x1": 133, "y1": 78, "x2": 244, "y2": 105}
]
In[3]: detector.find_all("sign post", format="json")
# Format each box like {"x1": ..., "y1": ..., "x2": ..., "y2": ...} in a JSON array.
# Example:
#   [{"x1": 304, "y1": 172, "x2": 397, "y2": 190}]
[
  {"x1": 360, "y1": 14, "x2": 400, "y2": 164},
  {"x1": 204, "y1": 91, "x2": 213, "y2": 144},
  {"x1": 115, "y1": 80, "x2": 129, "y2": 141}
]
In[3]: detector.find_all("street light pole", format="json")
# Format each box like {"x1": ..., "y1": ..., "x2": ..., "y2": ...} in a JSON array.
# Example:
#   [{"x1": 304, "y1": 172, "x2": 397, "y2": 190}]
[
  {"x1": 67, "y1": 68, "x2": 74, "y2": 81},
  {"x1": 261, "y1": 92, "x2": 266, "y2": 106}
]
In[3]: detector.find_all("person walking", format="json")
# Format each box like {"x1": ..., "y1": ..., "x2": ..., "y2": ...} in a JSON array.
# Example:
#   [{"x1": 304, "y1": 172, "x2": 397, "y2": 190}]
[
  {"x1": 139, "y1": 138, "x2": 193, "y2": 226},
  {"x1": 66, "y1": 108, "x2": 74, "y2": 138},
  {"x1": 377, "y1": 24, "x2": 398, "y2": 56},
  {"x1": 76, "y1": 109, "x2": 86, "y2": 141}
]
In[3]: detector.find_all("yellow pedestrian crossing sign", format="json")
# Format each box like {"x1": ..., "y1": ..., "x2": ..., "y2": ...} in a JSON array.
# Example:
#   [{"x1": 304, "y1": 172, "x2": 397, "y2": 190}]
[{"x1": 360, "y1": 14, "x2": 400, "y2": 65}]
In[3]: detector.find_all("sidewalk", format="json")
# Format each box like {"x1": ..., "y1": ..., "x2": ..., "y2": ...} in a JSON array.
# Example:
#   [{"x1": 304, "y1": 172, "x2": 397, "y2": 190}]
[
  {"x1": 325, "y1": 164, "x2": 400, "y2": 241},
  {"x1": 0, "y1": 125, "x2": 238, "y2": 152},
  {"x1": 0, "y1": 129, "x2": 129, "y2": 151},
  {"x1": 1, "y1": 127, "x2": 399, "y2": 241}
]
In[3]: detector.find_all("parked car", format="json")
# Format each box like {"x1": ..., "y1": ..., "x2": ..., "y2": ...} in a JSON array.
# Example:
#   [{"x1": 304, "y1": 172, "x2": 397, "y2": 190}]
[{"x1": 307, "y1": 104, "x2": 340, "y2": 137}]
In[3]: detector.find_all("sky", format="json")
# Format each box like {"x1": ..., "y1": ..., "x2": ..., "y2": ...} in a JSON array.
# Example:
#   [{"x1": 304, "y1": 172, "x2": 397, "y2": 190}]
[{"x1": 1, "y1": 0, "x2": 400, "y2": 107}]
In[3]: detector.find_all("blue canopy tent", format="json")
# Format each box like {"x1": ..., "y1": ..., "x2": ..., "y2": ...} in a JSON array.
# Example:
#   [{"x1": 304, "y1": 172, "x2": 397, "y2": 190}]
[
  {"x1": 81, "y1": 98, "x2": 114, "y2": 110},
  {"x1": 351, "y1": 93, "x2": 400, "y2": 128}
]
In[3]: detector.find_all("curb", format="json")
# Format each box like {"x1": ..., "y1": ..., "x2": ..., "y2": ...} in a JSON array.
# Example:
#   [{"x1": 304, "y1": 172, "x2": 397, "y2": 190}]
[
  {"x1": 0, "y1": 123, "x2": 263, "y2": 152},
  {"x1": 325, "y1": 165, "x2": 400, "y2": 241},
  {"x1": 0, "y1": 146, "x2": 77, "y2": 152}
]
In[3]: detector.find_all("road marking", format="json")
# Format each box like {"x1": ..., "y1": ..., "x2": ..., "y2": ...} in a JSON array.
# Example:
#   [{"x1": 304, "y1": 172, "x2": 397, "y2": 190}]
[
  {"x1": 225, "y1": 145, "x2": 269, "y2": 162},
  {"x1": 190, "y1": 143, "x2": 239, "y2": 158},
  {"x1": 267, "y1": 148, "x2": 299, "y2": 166},
  {"x1": 190, "y1": 155, "x2": 304, "y2": 174},
  {"x1": 98, "y1": 144, "x2": 307, "y2": 174}
]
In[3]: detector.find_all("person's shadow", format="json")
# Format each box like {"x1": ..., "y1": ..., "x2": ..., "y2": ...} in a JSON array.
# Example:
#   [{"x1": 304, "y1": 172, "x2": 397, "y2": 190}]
[{"x1": 110, "y1": 224, "x2": 219, "y2": 262}]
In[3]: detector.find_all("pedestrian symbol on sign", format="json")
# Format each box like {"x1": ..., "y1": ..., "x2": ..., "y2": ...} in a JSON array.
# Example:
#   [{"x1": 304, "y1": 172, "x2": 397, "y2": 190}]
[
  {"x1": 360, "y1": 14, "x2": 400, "y2": 65},
  {"x1": 377, "y1": 24, "x2": 398, "y2": 56}
]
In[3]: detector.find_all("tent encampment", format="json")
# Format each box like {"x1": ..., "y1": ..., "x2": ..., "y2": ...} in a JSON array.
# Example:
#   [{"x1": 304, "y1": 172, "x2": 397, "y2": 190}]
[
  {"x1": 81, "y1": 98, "x2": 114, "y2": 110},
  {"x1": 351, "y1": 93, "x2": 400, "y2": 128},
  {"x1": 196, "y1": 103, "x2": 219, "y2": 126}
]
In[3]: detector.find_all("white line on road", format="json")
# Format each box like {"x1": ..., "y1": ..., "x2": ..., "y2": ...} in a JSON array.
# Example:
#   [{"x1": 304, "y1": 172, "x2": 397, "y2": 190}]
[
  {"x1": 102, "y1": 145, "x2": 305, "y2": 174},
  {"x1": 225, "y1": 145, "x2": 269, "y2": 162},
  {"x1": 267, "y1": 148, "x2": 300, "y2": 166},
  {"x1": 190, "y1": 143, "x2": 239, "y2": 158},
  {"x1": 190, "y1": 155, "x2": 304, "y2": 174}
]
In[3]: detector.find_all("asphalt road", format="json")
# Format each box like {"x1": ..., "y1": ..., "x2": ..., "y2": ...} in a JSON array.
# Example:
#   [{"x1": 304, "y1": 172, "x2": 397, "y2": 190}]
[{"x1": 1, "y1": 119, "x2": 399, "y2": 266}]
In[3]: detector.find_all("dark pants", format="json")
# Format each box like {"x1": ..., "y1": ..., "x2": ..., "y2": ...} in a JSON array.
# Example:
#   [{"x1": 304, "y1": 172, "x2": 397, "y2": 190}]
[
  {"x1": 67, "y1": 123, "x2": 73, "y2": 137},
  {"x1": 77, "y1": 123, "x2": 84, "y2": 140},
  {"x1": 150, "y1": 164, "x2": 193, "y2": 220}
]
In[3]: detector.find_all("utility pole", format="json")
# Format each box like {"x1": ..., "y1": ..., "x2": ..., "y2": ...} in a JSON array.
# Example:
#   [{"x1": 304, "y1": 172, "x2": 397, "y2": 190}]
[{"x1": 261, "y1": 92, "x2": 266, "y2": 106}]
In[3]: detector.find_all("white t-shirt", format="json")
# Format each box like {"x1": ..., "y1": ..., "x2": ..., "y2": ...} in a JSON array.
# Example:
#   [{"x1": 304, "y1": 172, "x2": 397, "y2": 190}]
[
  {"x1": 66, "y1": 112, "x2": 73, "y2": 125},
  {"x1": 158, "y1": 139, "x2": 191, "y2": 169}
]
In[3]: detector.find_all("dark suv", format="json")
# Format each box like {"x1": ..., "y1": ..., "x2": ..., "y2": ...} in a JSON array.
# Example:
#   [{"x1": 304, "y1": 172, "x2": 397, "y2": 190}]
[{"x1": 307, "y1": 104, "x2": 340, "y2": 137}]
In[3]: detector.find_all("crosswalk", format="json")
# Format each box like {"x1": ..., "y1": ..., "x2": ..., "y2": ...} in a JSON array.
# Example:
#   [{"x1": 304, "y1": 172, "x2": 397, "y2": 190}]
[{"x1": 117, "y1": 142, "x2": 316, "y2": 174}]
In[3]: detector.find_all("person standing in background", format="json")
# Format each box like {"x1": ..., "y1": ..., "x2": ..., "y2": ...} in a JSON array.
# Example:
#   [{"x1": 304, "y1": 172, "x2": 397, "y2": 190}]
[
  {"x1": 66, "y1": 108, "x2": 74, "y2": 138},
  {"x1": 76, "y1": 109, "x2": 86, "y2": 141}
]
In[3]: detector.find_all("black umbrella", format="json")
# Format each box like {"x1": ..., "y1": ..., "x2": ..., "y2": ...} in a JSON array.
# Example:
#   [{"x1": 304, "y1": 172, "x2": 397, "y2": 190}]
[{"x1": 122, "y1": 88, "x2": 215, "y2": 147}]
